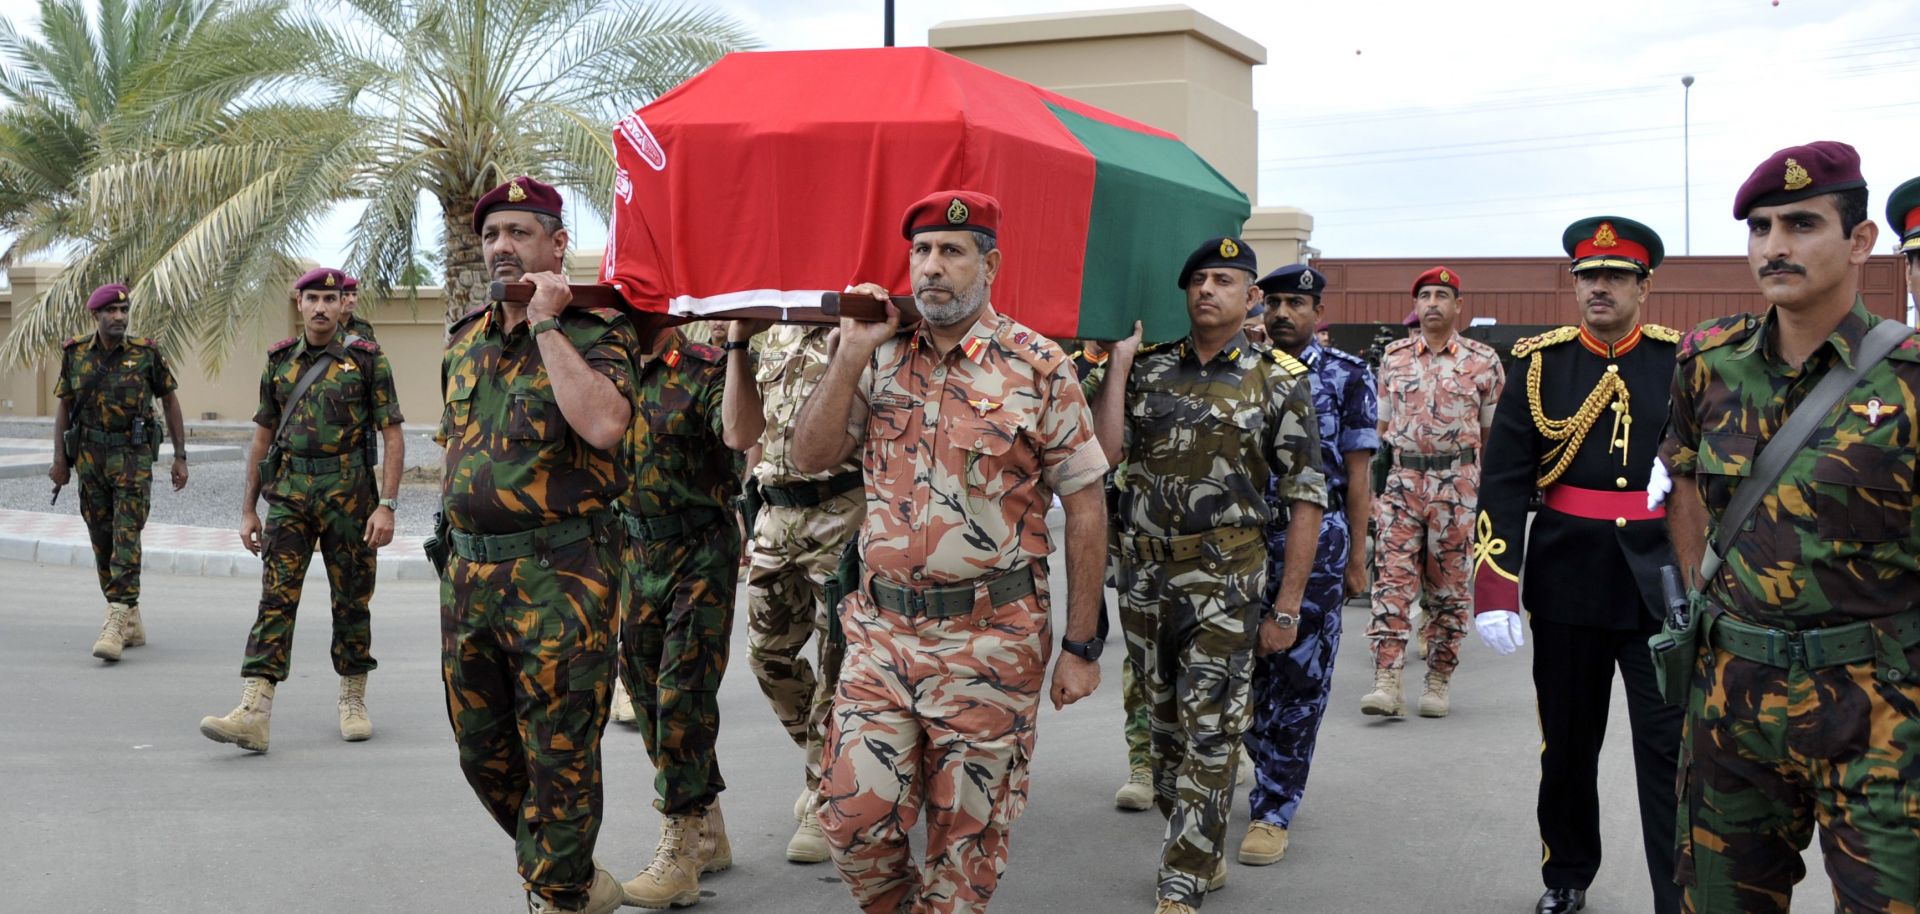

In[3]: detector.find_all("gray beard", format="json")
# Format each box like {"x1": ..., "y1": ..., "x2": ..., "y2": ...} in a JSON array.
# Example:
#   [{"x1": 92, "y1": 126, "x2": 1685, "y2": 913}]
[{"x1": 918, "y1": 278, "x2": 988, "y2": 328}]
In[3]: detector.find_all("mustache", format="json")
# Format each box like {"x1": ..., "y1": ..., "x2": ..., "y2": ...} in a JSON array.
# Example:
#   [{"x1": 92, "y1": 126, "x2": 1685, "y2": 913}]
[
  {"x1": 1759, "y1": 259, "x2": 1805, "y2": 276},
  {"x1": 914, "y1": 281, "x2": 952, "y2": 295},
  {"x1": 490, "y1": 254, "x2": 524, "y2": 270}
]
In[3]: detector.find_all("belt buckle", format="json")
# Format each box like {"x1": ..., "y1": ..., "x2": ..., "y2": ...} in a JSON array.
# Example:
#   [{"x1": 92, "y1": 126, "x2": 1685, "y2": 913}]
[
  {"x1": 905, "y1": 586, "x2": 928, "y2": 617},
  {"x1": 1797, "y1": 628, "x2": 1825, "y2": 668}
]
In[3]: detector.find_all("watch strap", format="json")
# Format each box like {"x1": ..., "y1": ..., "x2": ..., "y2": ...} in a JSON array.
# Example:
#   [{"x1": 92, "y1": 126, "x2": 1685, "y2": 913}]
[
  {"x1": 529, "y1": 317, "x2": 563, "y2": 337},
  {"x1": 722, "y1": 340, "x2": 752, "y2": 352}
]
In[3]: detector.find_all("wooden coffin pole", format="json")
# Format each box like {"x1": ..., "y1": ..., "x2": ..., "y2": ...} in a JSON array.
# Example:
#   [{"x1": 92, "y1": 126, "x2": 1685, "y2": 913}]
[{"x1": 487, "y1": 281, "x2": 922, "y2": 327}]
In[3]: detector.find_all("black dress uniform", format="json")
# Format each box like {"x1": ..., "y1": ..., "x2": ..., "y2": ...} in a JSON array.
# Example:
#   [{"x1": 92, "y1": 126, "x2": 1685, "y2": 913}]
[{"x1": 1472, "y1": 216, "x2": 1683, "y2": 914}]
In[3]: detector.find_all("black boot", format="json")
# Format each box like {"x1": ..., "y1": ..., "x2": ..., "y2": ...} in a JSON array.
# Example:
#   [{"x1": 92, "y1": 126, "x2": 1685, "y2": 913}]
[{"x1": 1536, "y1": 888, "x2": 1586, "y2": 914}]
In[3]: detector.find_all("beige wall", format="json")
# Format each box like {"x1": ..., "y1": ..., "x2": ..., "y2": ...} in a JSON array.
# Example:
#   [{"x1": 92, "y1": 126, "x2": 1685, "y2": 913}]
[{"x1": 0, "y1": 262, "x2": 58, "y2": 417}]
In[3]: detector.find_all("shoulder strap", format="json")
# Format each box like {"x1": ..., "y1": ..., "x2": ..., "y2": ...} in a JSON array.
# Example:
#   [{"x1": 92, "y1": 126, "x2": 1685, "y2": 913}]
[
  {"x1": 273, "y1": 353, "x2": 335, "y2": 447},
  {"x1": 1700, "y1": 318, "x2": 1913, "y2": 585}
]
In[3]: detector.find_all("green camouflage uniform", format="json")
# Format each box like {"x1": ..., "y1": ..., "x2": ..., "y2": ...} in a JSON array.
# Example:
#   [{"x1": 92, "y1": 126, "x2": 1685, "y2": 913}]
[
  {"x1": 438, "y1": 302, "x2": 637, "y2": 910},
  {"x1": 744, "y1": 325, "x2": 863, "y2": 794},
  {"x1": 242, "y1": 334, "x2": 400, "y2": 681},
  {"x1": 1098, "y1": 332, "x2": 1328, "y2": 908},
  {"x1": 55, "y1": 334, "x2": 177, "y2": 608},
  {"x1": 621, "y1": 329, "x2": 742, "y2": 816},
  {"x1": 345, "y1": 314, "x2": 377, "y2": 342},
  {"x1": 1660, "y1": 301, "x2": 1920, "y2": 914}
]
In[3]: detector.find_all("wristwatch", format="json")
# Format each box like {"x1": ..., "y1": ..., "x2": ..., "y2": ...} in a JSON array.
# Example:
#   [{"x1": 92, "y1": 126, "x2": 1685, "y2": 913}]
[
  {"x1": 721, "y1": 340, "x2": 752, "y2": 352},
  {"x1": 377, "y1": 498, "x2": 398, "y2": 510},
  {"x1": 1268, "y1": 613, "x2": 1300, "y2": 629},
  {"x1": 529, "y1": 317, "x2": 563, "y2": 337},
  {"x1": 1061, "y1": 636, "x2": 1103, "y2": 662}
]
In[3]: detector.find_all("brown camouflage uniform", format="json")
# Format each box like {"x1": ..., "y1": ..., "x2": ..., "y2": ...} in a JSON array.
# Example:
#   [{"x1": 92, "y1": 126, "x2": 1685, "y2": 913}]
[
  {"x1": 745, "y1": 325, "x2": 864, "y2": 794},
  {"x1": 55, "y1": 333, "x2": 178, "y2": 608},
  {"x1": 438, "y1": 302, "x2": 637, "y2": 911},
  {"x1": 1370, "y1": 332, "x2": 1504, "y2": 673},
  {"x1": 817, "y1": 306, "x2": 1108, "y2": 914}
]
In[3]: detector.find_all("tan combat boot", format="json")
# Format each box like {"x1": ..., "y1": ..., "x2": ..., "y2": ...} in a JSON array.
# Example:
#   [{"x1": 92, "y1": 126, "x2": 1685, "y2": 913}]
[
  {"x1": 1114, "y1": 765, "x2": 1153, "y2": 811},
  {"x1": 701, "y1": 801, "x2": 732, "y2": 873},
  {"x1": 792, "y1": 786, "x2": 812, "y2": 823},
  {"x1": 91, "y1": 602, "x2": 131, "y2": 661},
  {"x1": 200, "y1": 677, "x2": 274, "y2": 752},
  {"x1": 1204, "y1": 857, "x2": 1227, "y2": 892},
  {"x1": 122, "y1": 603, "x2": 146, "y2": 647},
  {"x1": 1238, "y1": 821, "x2": 1289, "y2": 865},
  {"x1": 610, "y1": 676, "x2": 637, "y2": 727},
  {"x1": 528, "y1": 865, "x2": 626, "y2": 914},
  {"x1": 1360, "y1": 668, "x2": 1404, "y2": 718},
  {"x1": 787, "y1": 791, "x2": 829, "y2": 864},
  {"x1": 338, "y1": 674, "x2": 372, "y2": 741},
  {"x1": 1418, "y1": 670, "x2": 1452, "y2": 718},
  {"x1": 623, "y1": 814, "x2": 703, "y2": 908},
  {"x1": 1155, "y1": 897, "x2": 1198, "y2": 914},
  {"x1": 1413, "y1": 619, "x2": 1428, "y2": 660}
]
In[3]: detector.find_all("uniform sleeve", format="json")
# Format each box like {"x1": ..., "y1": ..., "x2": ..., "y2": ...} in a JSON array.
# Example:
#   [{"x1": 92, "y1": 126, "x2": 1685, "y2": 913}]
[
  {"x1": 53, "y1": 348, "x2": 72, "y2": 399},
  {"x1": 703, "y1": 364, "x2": 727, "y2": 442},
  {"x1": 1339, "y1": 362, "x2": 1380, "y2": 454},
  {"x1": 1078, "y1": 359, "x2": 1105, "y2": 403},
  {"x1": 1471, "y1": 356, "x2": 1538, "y2": 613},
  {"x1": 1036, "y1": 365, "x2": 1108, "y2": 496},
  {"x1": 1374, "y1": 361, "x2": 1393, "y2": 428},
  {"x1": 149, "y1": 348, "x2": 179, "y2": 398},
  {"x1": 251, "y1": 359, "x2": 279, "y2": 429},
  {"x1": 369, "y1": 353, "x2": 404, "y2": 428},
  {"x1": 1479, "y1": 354, "x2": 1506, "y2": 429},
  {"x1": 1269, "y1": 376, "x2": 1329, "y2": 508},
  {"x1": 845, "y1": 351, "x2": 876, "y2": 443},
  {"x1": 581, "y1": 320, "x2": 637, "y2": 400},
  {"x1": 1658, "y1": 362, "x2": 1700, "y2": 477}
]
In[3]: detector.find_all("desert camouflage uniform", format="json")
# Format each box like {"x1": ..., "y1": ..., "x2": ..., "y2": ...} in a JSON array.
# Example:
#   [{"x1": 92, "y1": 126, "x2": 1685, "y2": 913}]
[
  {"x1": 745, "y1": 325, "x2": 864, "y2": 793},
  {"x1": 55, "y1": 333, "x2": 178, "y2": 608},
  {"x1": 438, "y1": 302, "x2": 636, "y2": 910},
  {"x1": 1661, "y1": 302, "x2": 1920, "y2": 914},
  {"x1": 1370, "y1": 332, "x2": 1503, "y2": 673},
  {"x1": 817, "y1": 306, "x2": 1107, "y2": 914},
  {"x1": 1101, "y1": 331, "x2": 1328, "y2": 907},
  {"x1": 621, "y1": 329, "x2": 741, "y2": 815},
  {"x1": 242, "y1": 334, "x2": 400, "y2": 681},
  {"x1": 1249, "y1": 341, "x2": 1376, "y2": 828}
]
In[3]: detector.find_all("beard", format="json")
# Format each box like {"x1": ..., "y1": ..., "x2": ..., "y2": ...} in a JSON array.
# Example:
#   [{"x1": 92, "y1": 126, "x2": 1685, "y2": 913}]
[{"x1": 917, "y1": 273, "x2": 989, "y2": 328}]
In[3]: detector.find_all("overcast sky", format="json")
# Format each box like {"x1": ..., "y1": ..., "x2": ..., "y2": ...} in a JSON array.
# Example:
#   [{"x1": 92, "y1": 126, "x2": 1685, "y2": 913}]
[{"x1": 4, "y1": 0, "x2": 1917, "y2": 271}]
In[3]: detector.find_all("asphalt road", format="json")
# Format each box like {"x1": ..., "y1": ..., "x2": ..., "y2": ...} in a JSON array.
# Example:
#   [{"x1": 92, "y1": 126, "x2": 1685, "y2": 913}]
[{"x1": 5, "y1": 559, "x2": 1831, "y2": 913}]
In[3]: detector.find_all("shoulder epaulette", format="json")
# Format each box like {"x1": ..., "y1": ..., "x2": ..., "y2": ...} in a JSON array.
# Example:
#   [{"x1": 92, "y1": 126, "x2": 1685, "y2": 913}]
[
  {"x1": 1137, "y1": 341, "x2": 1172, "y2": 355},
  {"x1": 1642, "y1": 323, "x2": 1680, "y2": 344},
  {"x1": 62, "y1": 335, "x2": 86, "y2": 350},
  {"x1": 1268, "y1": 348, "x2": 1308, "y2": 377},
  {"x1": 1676, "y1": 315, "x2": 1758, "y2": 361},
  {"x1": 125, "y1": 336, "x2": 157, "y2": 348},
  {"x1": 1459, "y1": 336, "x2": 1499, "y2": 358},
  {"x1": 682, "y1": 340, "x2": 724, "y2": 364},
  {"x1": 572, "y1": 305, "x2": 627, "y2": 326},
  {"x1": 1511, "y1": 326, "x2": 1580, "y2": 358},
  {"x1": 268, "y1": 337, "x2": 298, "y2": 355},
  {"x1": 1383, "y1": 337, "x2": 1415, "y2": 355},
  {"x1": 1324, "y1": 346, "x2": 1367, "y2": 366},
  {"x1": 997, "y1": 324, "x2": 1068, "y2": 375},
  {"x1": 448, "y1": 305, "x2": 488, "y2": 333},
  {"x1": 347, "y1": 337, "x2": 380, "y2": 354}
]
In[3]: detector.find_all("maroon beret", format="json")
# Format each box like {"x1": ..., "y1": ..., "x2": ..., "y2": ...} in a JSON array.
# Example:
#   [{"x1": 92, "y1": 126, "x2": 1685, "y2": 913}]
[
  {"x1": 901, "y1": 190, "x2": 1001, "y2": 240},
  {"x1": 341, "y1": 275, "x2": 359, "y2": 291},
  {"x1": 1401, "y1": 309, "x2": 1419, "y2": 328},
  {"x1": 86, "y1": 284, "x2": 130, "y2": 312},
  {"x1": 1411, "y1": 265, "x2": 1461, "y2": 297},
  {"x1": 472, "y1": 175, "x2": 564, "y2": 234},
  {"x1": 293, "y1": 267, "x2": 345, "y2": 292},
  {"x1": 1732, "y1": 141, "x2": 1866, "y2": 219}
]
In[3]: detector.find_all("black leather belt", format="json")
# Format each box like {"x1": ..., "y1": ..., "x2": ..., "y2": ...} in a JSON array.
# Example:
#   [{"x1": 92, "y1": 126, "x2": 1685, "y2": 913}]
[
  {"x1": 449, "y1": 512, "x2": 616, "y2": 564},
  {"x1": 623, "y1": 506, "x2": 724, "y2": 542},
  {"x1": 869, "y1": 565, "x2": 1037, "y2": 619},
  {"x1": 285, "y1": 451, "x2": 367, "y2": 475},
  {"x1": 760, "y1": 471, "x2": 862, "y2": 509},
  {"x1": 1392, "y1": 448, "x2": 1476, "y2": 471}
]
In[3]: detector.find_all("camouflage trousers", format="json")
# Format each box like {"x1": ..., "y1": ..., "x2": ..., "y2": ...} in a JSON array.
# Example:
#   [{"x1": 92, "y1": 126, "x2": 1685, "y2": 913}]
[
  {"x1": 1678, "y1": 640, "x2": 1920, "y2": 914},
  {"x1": 1119, "y1": 537, "x2": 1263, "y2": 908},
  {"x1": 75, "y1": 443, "x2": 153, "y2": 606},
  {"x1": 1246, "y1": 512, "x2": 1350, "y2": 828},
  {"x1": 241, "y1": 472, "x2": 377, "y2": 681},
  {"x1": 745, "y1": 493, "x2": 861, "y2": 793},
  {"x1": 818, "y1": 570, "x2": 1050, "y2": 914},
  {"x1": 621, "y1": 517, "x2": 740, "y2": 816},
  {"x1": 1368, "y1": 466, "x2": 1476, "y2": 674},
  {"x1": 441, "y1": 534, "x2": 619, "y2": 910},
  {"x1": 1110, "y1": 531, "x2": 1151, "y2": 772}
]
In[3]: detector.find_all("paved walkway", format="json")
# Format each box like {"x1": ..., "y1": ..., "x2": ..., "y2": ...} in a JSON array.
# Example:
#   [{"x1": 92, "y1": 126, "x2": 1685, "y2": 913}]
[
  {"x1": 0, "y1": 435, "x2": 245, "y2": 478},
  {"x1": 0, "y1": 508, "x2": 432, "y2": 580}
]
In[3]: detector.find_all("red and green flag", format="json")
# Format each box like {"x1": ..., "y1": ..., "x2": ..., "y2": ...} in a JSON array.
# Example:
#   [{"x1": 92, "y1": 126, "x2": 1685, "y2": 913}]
[{"x1": 602, "y1": 47, "x2": 1249, "y2": 341}]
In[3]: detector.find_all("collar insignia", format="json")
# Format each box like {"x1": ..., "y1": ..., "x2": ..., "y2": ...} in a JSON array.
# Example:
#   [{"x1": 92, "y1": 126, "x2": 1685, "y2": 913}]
[{"x1": 664, "y1": 349, "x2": 681, "y2": 368}]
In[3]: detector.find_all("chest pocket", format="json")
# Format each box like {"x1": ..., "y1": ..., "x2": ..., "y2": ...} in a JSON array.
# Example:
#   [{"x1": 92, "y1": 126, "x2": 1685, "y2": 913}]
[
  {"x1": 441, "y1": 379, "x2": 475, "y2": 439},
  {"x1": 954, "y1": 416, "x2": 1036, "y2": 494},
  {"x1": 323, "y1": 373, "x2": 367, "y2": 427},
  {"x1": 1696, "y1": 433, "x2": 1755, "y2": 516},
  {"x1": 1810, "y1": 444, "x2": 1915, "y2": 544},
  {"x1": 864, "y1": 397, "x2": 920, "y2": 485},
  {"x1": 508, "y1": 382, "x2": 564, "y2": 442}
]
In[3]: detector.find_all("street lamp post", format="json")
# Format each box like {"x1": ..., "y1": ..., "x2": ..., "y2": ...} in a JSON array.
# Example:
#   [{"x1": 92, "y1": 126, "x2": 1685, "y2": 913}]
[
  {"x1": 885, "y1": 0, "x2": 895, "y2": 47},
  {"x1": 1682, "y1": 74, "x2": 1694, "y2": 255}
]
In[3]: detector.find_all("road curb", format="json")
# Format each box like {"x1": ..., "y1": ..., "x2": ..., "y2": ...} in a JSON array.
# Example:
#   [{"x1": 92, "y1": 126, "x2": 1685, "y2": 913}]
[{"x1": 0, "y1": 509, "x2": 433, "y2": 581}]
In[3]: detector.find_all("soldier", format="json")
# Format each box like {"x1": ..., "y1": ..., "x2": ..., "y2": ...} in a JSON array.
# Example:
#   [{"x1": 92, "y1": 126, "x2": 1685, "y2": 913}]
[
  {"x1": 1473, "y1": 217, "x2": 1682, "y2": 914},
  {"x1": 1659, "y1": 142, "x2": 1920, "y2": 914},
  {"x1": 719, "y1": 321, "x2": 864, "y2": 863},
  {"x1": 199, "y1": 267, "x2": 403, "y2": 752},
  {"x1": 1239, "y1": 263, "x2": 1375, "y2": 866},
  {"x1": 1088, "y1": 237, "x2": 1328, "y2": 914},
  {"x1": 340, "y1": 275, "x2": 377, "y2": 342},
  {"x1": 49, "y1": 283, "x2": 190, "y2": 661},
  {"x1": 616, "y1": 323, "x2": 743, "y2": 909},
  {"x1": 1891, "y1": 176, "x2": 1920, "y2": 310},
  {"x1": 436, "y1": 176, "x2": 634, "y2": 914},
  {"x1": 1365, "y1": 266, "x2": 1503, "y2": 718},
  {"x1": 791, "y1": 190, "x2": 1108, "y2": 914}
]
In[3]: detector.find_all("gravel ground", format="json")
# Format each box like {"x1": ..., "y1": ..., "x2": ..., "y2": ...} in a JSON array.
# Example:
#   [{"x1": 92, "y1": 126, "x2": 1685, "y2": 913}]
[{"x1": 0, "y1": 420, "x2": 446, "y2": 538}]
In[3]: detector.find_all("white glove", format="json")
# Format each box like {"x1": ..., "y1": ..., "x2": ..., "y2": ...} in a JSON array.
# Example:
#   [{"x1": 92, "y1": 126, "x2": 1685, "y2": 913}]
[
  {"x1": 1646, "y1": 456, "x2": 1672, "y2": 512},
  {"x1": 1475, "y1": 610, "x2": 1525, "y2": 656}
]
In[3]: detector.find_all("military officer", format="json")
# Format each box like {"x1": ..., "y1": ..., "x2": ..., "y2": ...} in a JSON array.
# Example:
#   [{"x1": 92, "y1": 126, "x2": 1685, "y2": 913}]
[
  {"x1": 50, "y1": 283, "x2": 190, "y2": 661},
  {"x1": 340, "y1": 275, "x2": 376, "y2": 342},
  {"x1": 1089, "y1": 237, "x2": 1328, "y2": 914},
  {"x1": 1238, "y1": 263, "x2": 1375, "y2": 867},
  {"x1": 1890, "y1": 176, "x2": 1920, "y2": 310},
  {"x1": 200, "y1": 267, "x2": 403, "y2": 752},
  {"x1": 436, "y1": 176, "x2": 634, "y2": 914},
  {"x1": 1366, "y1": 267, "x2": 1504, "y2": 718},
  {"x1": 1474, "y1": 217, "x2": 1682, "y2": 914},
  {"x1": 720, "y1": 321, "x2": 864, "y2": 864},
  {"x1": 792, "y1": 190, "x2": 1109, "y2": 914},
  {"x1": 617, "y1": 323, "x2": 743, "y2": 909},
  {"x1": 1660, "y1": 142, "x2": 1920, "y2": 914}
]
